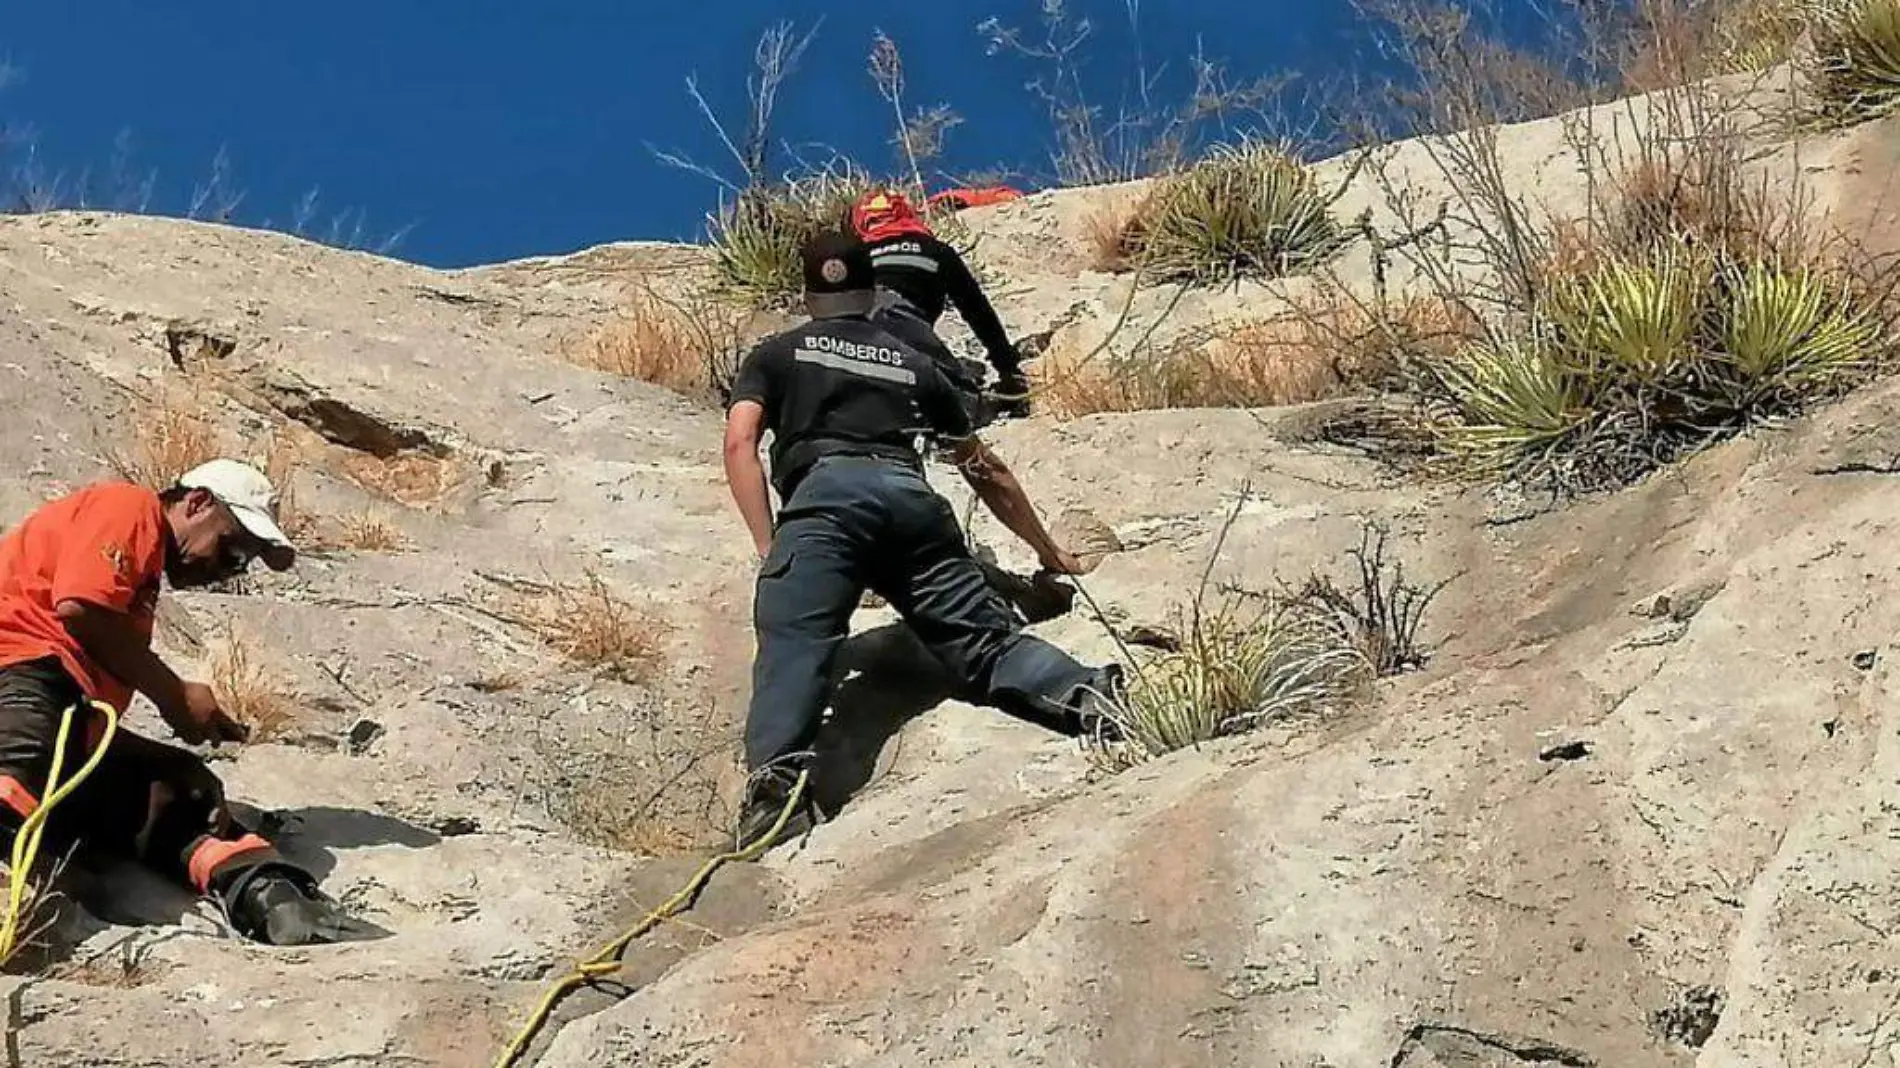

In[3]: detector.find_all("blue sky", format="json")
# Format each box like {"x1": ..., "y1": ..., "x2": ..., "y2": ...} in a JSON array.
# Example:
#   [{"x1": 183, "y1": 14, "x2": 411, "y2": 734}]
[{"x1": 3, "y1": 1, "x2": 1406, "y2": 267}]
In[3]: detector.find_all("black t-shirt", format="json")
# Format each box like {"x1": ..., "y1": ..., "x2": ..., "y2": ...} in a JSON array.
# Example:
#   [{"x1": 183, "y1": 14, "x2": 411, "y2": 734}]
[
  {"x1": 728, "y1": 315, "x2": 973, "y2": 495},
  {"x1": 865, "y1": 233, "x2": 1019, "y2": 372}
]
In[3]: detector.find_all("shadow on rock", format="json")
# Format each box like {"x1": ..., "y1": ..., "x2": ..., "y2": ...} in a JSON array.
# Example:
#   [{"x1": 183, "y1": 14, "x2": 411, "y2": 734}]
[
  {"x1": 811, "y1": 623, "x2": 959, "y2": 819},
  {"x1": 241, "y1": 804, "x2": 444, "y2": 881},
  {"x1": 811, "y1": 570, "x2": 1083, "y2": 821}
]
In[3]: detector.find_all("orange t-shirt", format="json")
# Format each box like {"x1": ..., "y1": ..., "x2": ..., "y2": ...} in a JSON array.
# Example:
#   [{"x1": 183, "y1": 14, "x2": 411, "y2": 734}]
[{"x1": 0, "y1": 482, "x2": 165, "y2": 713}]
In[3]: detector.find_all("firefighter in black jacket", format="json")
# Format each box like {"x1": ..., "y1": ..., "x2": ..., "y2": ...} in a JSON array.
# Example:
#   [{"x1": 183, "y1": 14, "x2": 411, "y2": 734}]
[
  {"x1": 721, "y1": 230, "x2": 1120, "y2": 851},
  {"x1": 850, "y1": 190, "x2": 1032, "y2": 421}
]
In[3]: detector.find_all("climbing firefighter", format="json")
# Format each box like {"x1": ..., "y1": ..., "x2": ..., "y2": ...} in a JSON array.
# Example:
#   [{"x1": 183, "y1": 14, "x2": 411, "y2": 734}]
[
  {"x1": 849, "y1": 188, "x2": 1033, "y2": 422},
  {"x1": 0, "y1": 459, "x2": 388, "y2": 945},
  {"x1": 721, "y1": 229, "x2": 1122, "y2": 850}
]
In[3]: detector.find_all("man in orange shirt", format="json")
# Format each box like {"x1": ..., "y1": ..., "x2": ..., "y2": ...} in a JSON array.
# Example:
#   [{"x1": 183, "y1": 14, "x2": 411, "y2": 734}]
[{"x1": 0, "y1": 459, "x2": 385, "y2": 945}]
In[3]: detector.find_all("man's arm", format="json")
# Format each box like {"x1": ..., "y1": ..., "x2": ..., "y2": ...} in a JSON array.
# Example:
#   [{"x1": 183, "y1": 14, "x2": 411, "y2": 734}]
[
  {"x1": 723, "y1": 400, "x2": 775, "y2": 559},
  {"x1": 948, "y1": 436, "x2": 1084, "y2": 575},
  {"x1": 937, "y1": 243, "x2": 1022, "y2": 376},
  {"x1": 55, "y1": 601, "x2": 245, "y2": 744}
]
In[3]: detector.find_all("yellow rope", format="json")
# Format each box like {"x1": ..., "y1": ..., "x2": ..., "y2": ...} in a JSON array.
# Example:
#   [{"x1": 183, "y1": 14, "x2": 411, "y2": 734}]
[
  {"x1": 0, "y1": 699, "x2": 120, "y2": 964},
  {"x1": 491, "y1": 768, "x2": 810, "y2": 1068}
]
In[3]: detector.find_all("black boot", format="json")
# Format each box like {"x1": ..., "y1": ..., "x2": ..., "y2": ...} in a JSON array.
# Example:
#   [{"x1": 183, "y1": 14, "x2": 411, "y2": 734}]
[
  {"x1": 1071, "y1": 664, "x2": 1129, "y2": 744},
  {"x1": 732, "y1": 762, "x2": 813, "y2": 857},
  {"x1": 218, "y1": 863, "x2": 392, "y2": 946}
]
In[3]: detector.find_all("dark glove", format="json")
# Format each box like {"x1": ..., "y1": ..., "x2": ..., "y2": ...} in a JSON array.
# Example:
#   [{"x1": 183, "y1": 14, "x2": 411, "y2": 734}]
[{"x1": 989, "y1": 369, "x2": 1032, "y2": 419}]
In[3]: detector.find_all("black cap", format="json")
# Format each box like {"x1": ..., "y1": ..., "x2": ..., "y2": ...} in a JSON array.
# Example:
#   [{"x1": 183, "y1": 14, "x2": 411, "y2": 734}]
[{"x1": 801, "y1": 230, "x2": 877, "y2": 318}]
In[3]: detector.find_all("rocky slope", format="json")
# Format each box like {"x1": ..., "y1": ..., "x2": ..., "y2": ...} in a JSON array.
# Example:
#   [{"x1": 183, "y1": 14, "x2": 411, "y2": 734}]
[{"x1": 0, "y1": 71, "x2": 1897, "y2": 1068}]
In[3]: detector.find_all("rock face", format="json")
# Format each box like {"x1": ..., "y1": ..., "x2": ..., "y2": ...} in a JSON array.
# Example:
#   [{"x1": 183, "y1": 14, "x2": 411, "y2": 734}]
[{"x1": 1, "y1": 74, "x2": 1898, "y2": 1068}]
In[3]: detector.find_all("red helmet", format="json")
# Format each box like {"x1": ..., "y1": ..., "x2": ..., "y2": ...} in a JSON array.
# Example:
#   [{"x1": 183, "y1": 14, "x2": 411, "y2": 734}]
[{"x1": 850, "y1": 189, "x2": 934, "y2": 243}]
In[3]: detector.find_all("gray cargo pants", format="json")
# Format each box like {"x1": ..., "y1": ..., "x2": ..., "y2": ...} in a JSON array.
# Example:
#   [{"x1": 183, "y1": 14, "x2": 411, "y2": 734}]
[{"x1": 745, "y1": 455, "x2": 1102, "y2": 769}]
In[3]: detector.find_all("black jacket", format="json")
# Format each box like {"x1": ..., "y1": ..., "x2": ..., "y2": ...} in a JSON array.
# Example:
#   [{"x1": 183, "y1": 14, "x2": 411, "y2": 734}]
[{"x1": 865, "y1": 233, "x2": 1020, "y2": 375}]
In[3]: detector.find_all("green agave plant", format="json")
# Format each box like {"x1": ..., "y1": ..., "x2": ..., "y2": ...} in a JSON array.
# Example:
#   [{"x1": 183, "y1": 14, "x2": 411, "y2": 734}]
[
  {"x1": 1544, "y1": 251, "x2": 1707, "y2": 388},
  {"x1": 1131, "y1": 141, "x2": 1343, "y2": 285},
  {"x1": 1808, "y1": 0, "x2": 1900, "y2": 122},
  {"x1": 1432, "y1": 339, "x2": 1586, "y2": 474},
  {"x1": 1717, "y1": 259, "x2": 1881, "y2": 405}
]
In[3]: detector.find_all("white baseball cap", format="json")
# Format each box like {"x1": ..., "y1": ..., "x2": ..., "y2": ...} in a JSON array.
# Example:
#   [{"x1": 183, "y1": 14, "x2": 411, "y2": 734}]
[{"x1": 177, "y1": 459, "x2": 296, "y2": 570}]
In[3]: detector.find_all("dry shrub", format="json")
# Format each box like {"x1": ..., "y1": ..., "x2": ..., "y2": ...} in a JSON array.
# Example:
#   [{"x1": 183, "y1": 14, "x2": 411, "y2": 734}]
[
  {"x1": 516, "y1": 574, "x2": 667, "y2": 684},
  {"x1": 1037, "y1": 295, "x2": 1475, "y2": 419},
  {"x1": 711, "y1": 168, "x2": 875, "y2": 307},
  {"x1": 107, "y1": 391, "x2": 221, "y2": 491},
  {"x1": 568, "y1": 280, "x2": 751, "y2": 403},
  {"x1": 1083, "y1": 206, "x2": 1135, "y2": 273},
  {"x1": 210, "y1": 630, "x2": 297, "y2": 742},
  {"x1": 553, "y1": 795, "x2": 698, "y2": 857},
  {"x1": 1296, "y1": 522, "x2": 1449, "y2": 675}
]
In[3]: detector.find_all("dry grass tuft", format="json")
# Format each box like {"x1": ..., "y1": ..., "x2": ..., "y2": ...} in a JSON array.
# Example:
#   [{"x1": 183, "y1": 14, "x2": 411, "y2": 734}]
[
  {"x1": 567, "y1": 280, "x2": 752, "y2": 403},
  {"x1": 516, "y1": 573, "x2": 668, "y2": 684},
  {"x1": 331, "y1": 511, "x2": 406, "y2": 552},
  {"x1": 210, "y1": 630, "x2": 298, "y2": 742},
  {"x1": 262, "y1": 432, "x2": 318, "y2": 545},
  {"x1": 0, "y1": 861, "x2": 69, "y2": 972},
  {"x1": 46, "y1": 939, "x2": 171, "y2": 988},
  {"x1": 107, "y1": 391, "x2": 221, "y2": 491}
]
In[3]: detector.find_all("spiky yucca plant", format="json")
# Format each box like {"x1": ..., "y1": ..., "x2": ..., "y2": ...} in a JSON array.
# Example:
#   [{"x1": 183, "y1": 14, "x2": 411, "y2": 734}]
[
  {"x1": 1716, "y1": 259, "x2": 1881, "y2": 407},
  {"x1": 1544, "y1": 251, "x2": 1706, "y2": 386},
  {"x1": 1091, "y1": 596, "x2": 1367, "y2": 770},
  {"x1": 1808, "y1": 0, "x2": 1900, "y2": 122},
  {"x1": 1431, "y1": 339, "x2": 1585, "y2": 475},
  {"x1": 1712, "y1": 0, "x2": 1809, "y2": 73},
  {"x1": 1122, "y1": 141, "x2": 1343, "y2": 285}
]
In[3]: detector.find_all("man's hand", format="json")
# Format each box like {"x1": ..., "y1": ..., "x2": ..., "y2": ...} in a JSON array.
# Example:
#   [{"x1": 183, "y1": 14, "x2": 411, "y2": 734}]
[
  {"x1": 1038, "y1": 548, "x2": 1090, "y2": 576},
  {"x1": 166, "y1": 682, "x2": 251, "y2": 747}
]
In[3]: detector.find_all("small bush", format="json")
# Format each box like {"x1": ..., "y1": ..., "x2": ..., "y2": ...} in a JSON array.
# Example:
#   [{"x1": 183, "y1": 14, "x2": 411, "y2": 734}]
[
  {"x1": 1089, "y1": 593, "x2": 1367, "y2": 771},
  {"x1": 1110, "y1": 141, "x2": 1344, "y2": 285},
  {"x1": 711, "y1": 170, "x2": 874, "y2": 307},
  {"x1": 107, "y1": 391, "x2": 220, "y2": 491},
  {"x1": 568, "y1": 280, "x2": 751, "y2": 403},
  {"x1": 516, "y1": 573, "x2": 667, "y2": 684},
  {"x1": 211, "y1": 630, "x2": 297, "y2": 742},
  {"x1": 1807, "y1": 0, "x2": 1900, "y2": 123}
]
